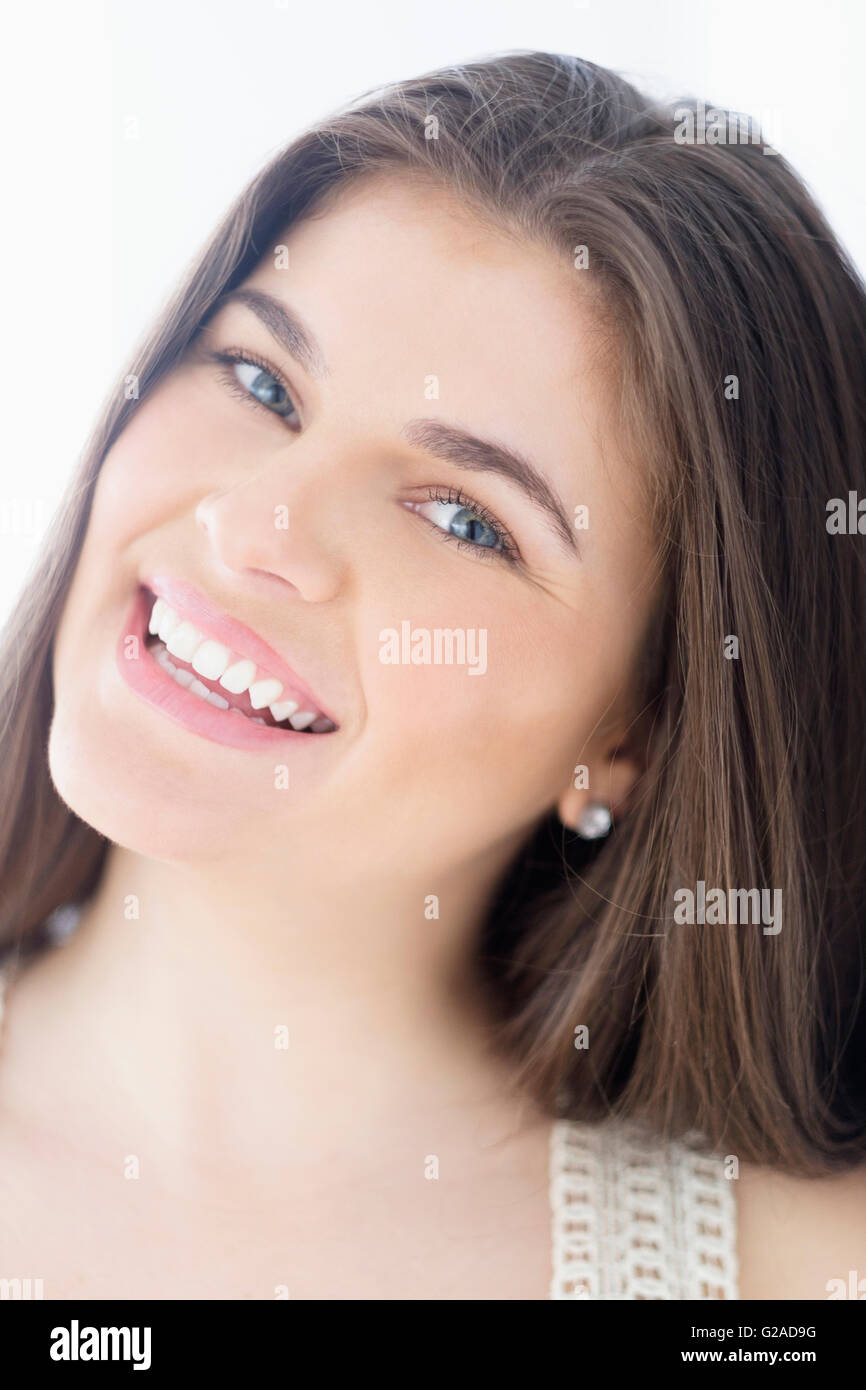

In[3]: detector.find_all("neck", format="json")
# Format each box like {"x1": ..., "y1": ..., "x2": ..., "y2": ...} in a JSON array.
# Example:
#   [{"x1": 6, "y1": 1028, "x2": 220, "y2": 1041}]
[{"x1": 8, "y1": 831, "x2": 540, "y2": 1186}]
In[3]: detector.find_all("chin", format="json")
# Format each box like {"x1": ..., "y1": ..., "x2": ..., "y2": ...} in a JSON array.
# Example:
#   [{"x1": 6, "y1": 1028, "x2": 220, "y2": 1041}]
[{"x1": 46, "y1": 692, "x2": 244, "y2": 864}]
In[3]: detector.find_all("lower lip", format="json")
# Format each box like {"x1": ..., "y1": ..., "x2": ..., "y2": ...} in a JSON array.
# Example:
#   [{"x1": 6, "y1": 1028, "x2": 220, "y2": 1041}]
[{"x1": 115, "y1": 588, "x2": 334, "y2": 751}]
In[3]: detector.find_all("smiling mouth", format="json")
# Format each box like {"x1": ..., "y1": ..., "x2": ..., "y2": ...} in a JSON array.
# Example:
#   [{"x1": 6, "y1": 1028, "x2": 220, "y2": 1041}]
[{"x1": 142, "y1": 588, "x2": 337, "y2": 734}]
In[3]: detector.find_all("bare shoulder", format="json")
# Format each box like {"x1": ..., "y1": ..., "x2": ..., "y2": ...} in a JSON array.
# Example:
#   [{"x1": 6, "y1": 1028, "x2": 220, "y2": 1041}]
[{"x1": 736, "y1": 1158, "x2": 866, "y2": 1299}]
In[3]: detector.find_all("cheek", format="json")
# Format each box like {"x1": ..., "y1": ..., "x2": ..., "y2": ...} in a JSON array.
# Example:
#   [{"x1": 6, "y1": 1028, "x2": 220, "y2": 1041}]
[
  {"x1": 355, "y1": 590, "x2": 602, "y2": 826},
  {"x1": 45, "y1": 392, "x2": 280, "y2": 859},
  {"x1": 49, "y1": 398, "x2": 195, "y2": 750},
  {"x1": 87, "y1": 386, "x2": 203, "y2": 549}
]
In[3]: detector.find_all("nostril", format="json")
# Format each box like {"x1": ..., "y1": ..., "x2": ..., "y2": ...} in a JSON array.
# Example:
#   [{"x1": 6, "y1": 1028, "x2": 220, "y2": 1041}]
[{"x1": 246, "y1": 566, "x2": 297, "y2": 593}]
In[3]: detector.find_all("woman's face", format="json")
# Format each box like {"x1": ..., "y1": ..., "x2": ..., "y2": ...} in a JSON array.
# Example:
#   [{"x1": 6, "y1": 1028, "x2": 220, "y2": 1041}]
[{"x1": 50, "y1": 176, "x2": 659, "y2": 878}]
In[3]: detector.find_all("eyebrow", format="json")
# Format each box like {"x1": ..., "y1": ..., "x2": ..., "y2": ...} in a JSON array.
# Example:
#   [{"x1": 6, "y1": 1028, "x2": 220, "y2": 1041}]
[
  {"x1": 399, "y1": 419, "x2": 578, "y2": 555},
  {"x1": 217, "y1": 287, "x2": 579, "y2": 556},
  {"x1": 216, "y1": 288, "x2": 329, "y2": 381}
]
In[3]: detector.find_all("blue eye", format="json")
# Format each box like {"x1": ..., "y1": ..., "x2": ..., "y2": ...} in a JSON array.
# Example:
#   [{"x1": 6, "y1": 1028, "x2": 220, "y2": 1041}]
[
  {"x1": 424, "y1": 499, "x2": 501, "y2": 549},
  {"x1": 232, "y1": 360, "x2": 295, "y2": 417},
  {"x1": 209, "y1": 347, "x2": 300, "y2": 425},
  {"x1": 409, "y1": 487, "x2": 519, "y2": 563}
]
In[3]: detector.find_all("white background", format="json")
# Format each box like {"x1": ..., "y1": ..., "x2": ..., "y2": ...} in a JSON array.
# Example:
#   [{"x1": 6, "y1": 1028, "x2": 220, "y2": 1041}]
[{"x1": 1, "y1": 0, "x2": 862, "y2": 622}]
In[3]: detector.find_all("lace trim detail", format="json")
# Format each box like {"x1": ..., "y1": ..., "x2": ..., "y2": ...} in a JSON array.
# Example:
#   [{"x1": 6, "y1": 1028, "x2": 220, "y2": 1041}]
[{"x1": 549, "y1": 1117, "x2": 739, "y2": 1299}]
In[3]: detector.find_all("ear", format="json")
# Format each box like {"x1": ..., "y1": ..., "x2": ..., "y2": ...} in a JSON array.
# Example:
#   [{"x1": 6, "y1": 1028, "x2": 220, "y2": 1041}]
[{"x1": 555, "y1": 736, "x2": 645, "y2": 833}]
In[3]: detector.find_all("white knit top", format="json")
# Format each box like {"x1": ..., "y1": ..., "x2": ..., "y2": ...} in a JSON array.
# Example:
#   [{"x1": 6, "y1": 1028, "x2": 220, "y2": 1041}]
[
  {"x1": 0, "y1": 908, "x2": 739, "y2": 1301},
  {"x1": 549, "y1": 1116, "x2": 738, "y2": 1298}
]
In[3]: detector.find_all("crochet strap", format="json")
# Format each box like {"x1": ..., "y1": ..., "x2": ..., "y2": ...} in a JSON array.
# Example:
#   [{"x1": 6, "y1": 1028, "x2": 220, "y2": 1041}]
[{"x1": 549, "y1": 1117, "x2": 738, "y2": 1299}]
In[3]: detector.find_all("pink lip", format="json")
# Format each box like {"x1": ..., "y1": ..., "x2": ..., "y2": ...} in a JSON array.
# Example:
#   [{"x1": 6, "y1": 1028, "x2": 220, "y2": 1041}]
[
  {"x1": 143, "y1": 573, "x2": 336, "y2": 723},
  {"x1": 116, "y1": 586, "x2": 337, "y2": 752}
]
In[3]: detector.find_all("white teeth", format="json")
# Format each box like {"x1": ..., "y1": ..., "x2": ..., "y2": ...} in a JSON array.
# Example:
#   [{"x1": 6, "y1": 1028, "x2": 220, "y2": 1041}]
[
  {"x1": 157, "y1": 607, "x2": 181, "y2": 643},
  {"x1": 192, "y1": 639, "x2": 231, "y2": 681},
  {"x1": 153, "y1": 641, "x2": 333, "y2": 731},
  {"x1": 248, "y1": 677, "x2": 283, "y2": 710},
  {"x1": 147, "y1": 598, "x2": 333, "y2": 732},
  {"x1": 269, "y1": 698, "x2": 300, "y2": 722},
  {"x1": 219, "y1": 659, "x2": 256, "y2": 695},
  {"x1": 148, "y1": 597, "x2": 167, "y2": 635},
  {"x1": 288, "y1": 709, "x2": 316, "y2": 730},
  {"x1": 166, "y1": 620, "x2": 203, "y2": 662},
  {"x1": 186, "y1": 677, "x2": 228, "y2": 711}
]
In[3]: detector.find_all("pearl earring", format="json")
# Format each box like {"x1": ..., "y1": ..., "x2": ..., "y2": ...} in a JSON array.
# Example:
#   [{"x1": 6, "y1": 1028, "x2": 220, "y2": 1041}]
[{"x1": 573, "y1": 802, "x2": 612, "y2": 840}]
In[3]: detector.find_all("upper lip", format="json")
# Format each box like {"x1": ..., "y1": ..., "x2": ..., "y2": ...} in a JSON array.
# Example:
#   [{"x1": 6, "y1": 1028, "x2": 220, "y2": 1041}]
[{"x1": 142, "y1": 573, "x2": 339, "y2": 725}]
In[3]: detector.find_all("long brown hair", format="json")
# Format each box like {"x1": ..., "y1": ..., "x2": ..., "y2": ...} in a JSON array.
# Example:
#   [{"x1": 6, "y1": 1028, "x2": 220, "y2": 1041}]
[{"x1": 2, "y1": 51, "x2": 864, "y2": 1176}]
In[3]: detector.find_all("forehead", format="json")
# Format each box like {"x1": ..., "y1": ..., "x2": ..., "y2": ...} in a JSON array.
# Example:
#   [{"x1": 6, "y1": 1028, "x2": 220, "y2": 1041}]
[
  {"x1": 237, "y1": 176, "x2": 650, "y2": 563},
  {"x1": 251, "y1": 177, "x2": 592, "y2": 400}
]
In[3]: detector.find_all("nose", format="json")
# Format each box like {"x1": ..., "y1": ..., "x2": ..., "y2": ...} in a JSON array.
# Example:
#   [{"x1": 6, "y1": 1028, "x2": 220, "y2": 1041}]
[{"x1": 194, "y1": 448, "x2": 350, "y2": 603}]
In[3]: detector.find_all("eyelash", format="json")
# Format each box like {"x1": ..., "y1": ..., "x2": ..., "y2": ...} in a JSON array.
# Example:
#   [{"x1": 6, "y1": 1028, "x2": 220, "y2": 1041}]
[
  {"x1": 207, "y1": 346, "x2": 520, "y2": 566},
  {"x1": 208, "y1": 346, "x2": 301, "y2": 426},
  {"x1": 419, "y1": 486, "x2": 520, "y2": 564}
]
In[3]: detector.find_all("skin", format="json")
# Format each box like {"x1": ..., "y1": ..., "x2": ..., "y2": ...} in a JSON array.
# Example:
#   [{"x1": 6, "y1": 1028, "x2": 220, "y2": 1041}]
[{"x1": 1, "y1": 175, "x2": 863, "y2": 1298}]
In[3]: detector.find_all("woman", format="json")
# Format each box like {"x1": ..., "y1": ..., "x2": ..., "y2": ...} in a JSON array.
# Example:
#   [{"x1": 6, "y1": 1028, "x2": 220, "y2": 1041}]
[{"x1": 0, "y1": 50, "x2": 864, "y2": 1301}]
